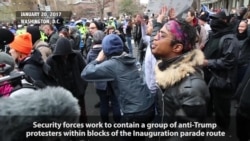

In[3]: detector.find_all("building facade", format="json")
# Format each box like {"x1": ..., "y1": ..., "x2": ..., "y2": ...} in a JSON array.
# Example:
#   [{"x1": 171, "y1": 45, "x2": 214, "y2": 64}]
[{"x1": 201, "y1": 0, "x2": 250, "y2": 11}]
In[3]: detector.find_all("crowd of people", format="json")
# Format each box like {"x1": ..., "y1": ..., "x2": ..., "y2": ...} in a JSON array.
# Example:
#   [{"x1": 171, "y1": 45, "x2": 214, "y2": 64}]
[{"x1": 0, "y1": 4, "x2": 250, "y2": 141}]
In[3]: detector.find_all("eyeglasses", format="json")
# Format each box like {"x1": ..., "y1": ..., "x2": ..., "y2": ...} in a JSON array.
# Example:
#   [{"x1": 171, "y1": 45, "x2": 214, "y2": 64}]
[{"x1": 156, "y1": 31, "x2": 174, "y2": 41}]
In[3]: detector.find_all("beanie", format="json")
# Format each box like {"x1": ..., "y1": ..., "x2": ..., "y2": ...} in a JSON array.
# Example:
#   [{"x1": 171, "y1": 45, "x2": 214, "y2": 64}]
[
  {"x1": 0, "y1": 29, "x2": 14, "y2": 46},
  {"x1": 102, "y1": 34, "x2": 123, "y2": 57},
  {"x1": 9, "y1": 33, "x2": 33, "y2": 55},
  {"x1": 26, "y1": 26, "x2": 41, "y2": 45}
]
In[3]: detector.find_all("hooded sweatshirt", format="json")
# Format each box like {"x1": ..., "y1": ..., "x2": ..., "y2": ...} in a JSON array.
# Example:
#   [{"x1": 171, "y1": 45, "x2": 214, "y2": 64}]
[
  {"x1": 46, "y1": 37, "x2": 87, "y2": 98},
  {"x1": 82, "y1": 53, "x2": 154, "y2": 114}
]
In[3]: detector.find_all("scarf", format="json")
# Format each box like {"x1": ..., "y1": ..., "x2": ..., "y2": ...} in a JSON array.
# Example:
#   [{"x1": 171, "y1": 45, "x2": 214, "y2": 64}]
[{"x1": 158, "y1": 55, "x2": 184, "y2": 71}]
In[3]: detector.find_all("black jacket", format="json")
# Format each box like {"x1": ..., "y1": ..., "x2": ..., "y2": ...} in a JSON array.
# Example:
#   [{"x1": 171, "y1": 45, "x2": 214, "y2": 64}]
[
  {"x1": 235, "y1": 63, "x2": 250, "y2": 119},
  {"x1": 46, "y1": 37, "x2": 87, "y2": 98},
  {"x1": 203, "y1": 27, "x2": 239, "y2": 91},
  {"x1": 133, "y1": 23, "x2": 142, "y2": 42},
  {"x1": 155, "y1": 49, "x2": 209, "y2": 141},
  {"x1": 238, "y1": 37, "x2": 250, "y2": 67},
  {"x1": 18, "y1": 49, "x2": 55, "y2": 87}
]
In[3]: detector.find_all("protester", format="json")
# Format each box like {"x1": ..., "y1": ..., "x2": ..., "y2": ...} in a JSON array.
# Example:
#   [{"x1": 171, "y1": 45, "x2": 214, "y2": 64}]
[
  {"x1": 82, "y1": 34, "x2": 155, "y2": 141},
  {"x1": 46, "y1": 37, "x2": 88, "y2": 124},
  {"x1": 9, "y1": 32, "x2": 54, "y2": 87},
  {"x1": 26, "y1": 26, "x2": 52, "y2": 61},
  {"x1": 0, "y1": 28, "x2": 14, "y2": 52},
  {"x1": 124, "y1": 18, "x2": 134, "y2": 55},
  {"x1": 151, "y1": 17, "x2": 209, "y2": 141},
  {"x1": 69, "y1": 26, "x2": 81, "y2": 51},
  {"x1": 42, "y1": 23, "x2": 59, "y2": 51},
  {"x1": 234, "y1": 62, "x2": 250, "y2": 141},
  {"x1": 58, "y1": 27, "x2": 75, "y2": 49},
  {"x1": 133, "y1": 14, "x2": 142, "y2": 49},
  {"x1": 84, "y1": 21, "x2": 106, "y2": 108},
  {"x1": 185, "y1": 9, "x2": 207, "y2": 49},
  {"x1": 236, "y1": 20, "x2": 250, "y2": 84},
  {"x1": 203, "y1": 11, "x2": 239, "y2": 130},
  {"x1": 106, "y1": 25, "x2": 129, "y2": 54},
  {"x1": 198, "y1": 13, "x2": 211, "y2": 40},
  {"x1": 86, "y1": 30, "x2": 121, "y2": 123}
]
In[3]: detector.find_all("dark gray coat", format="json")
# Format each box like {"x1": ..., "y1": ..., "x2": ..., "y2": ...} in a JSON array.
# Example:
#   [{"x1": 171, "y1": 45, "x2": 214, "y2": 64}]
[{"x1": 82, "y1": 53, "x2": 154, "y2": 114}]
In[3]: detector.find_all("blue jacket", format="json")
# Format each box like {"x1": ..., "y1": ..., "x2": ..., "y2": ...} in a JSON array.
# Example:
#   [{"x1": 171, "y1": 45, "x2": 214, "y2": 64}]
[{"x1": 82, "y1": 53, "x2": 154, "y2": 114}]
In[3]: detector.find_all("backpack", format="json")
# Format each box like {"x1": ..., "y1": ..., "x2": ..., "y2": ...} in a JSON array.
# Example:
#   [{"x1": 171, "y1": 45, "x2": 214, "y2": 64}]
[
  {"x1": 208, "y1": 33, "x2": 239, "y2": 91},
  {"x1": 218, "y1": 34, "x2": 238, "y2": 52}
]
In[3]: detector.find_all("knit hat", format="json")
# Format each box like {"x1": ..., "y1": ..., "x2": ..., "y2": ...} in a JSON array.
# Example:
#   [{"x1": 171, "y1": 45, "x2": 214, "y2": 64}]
[
  {"x1": 0, "y1": 29, "x2": 14, "y2": 46},
  {"x1": 93, "y1": 30, "x2": 105, "y2": 44},
  {"x1": 26, "y1": 26, "x2": 41, "y2": 45},
  {"x1": 9, "y1": 33, "x2": 33, "y2": 55},
  {"x1": 102, "y1": 34, "x2": 123, "y2": 57}
]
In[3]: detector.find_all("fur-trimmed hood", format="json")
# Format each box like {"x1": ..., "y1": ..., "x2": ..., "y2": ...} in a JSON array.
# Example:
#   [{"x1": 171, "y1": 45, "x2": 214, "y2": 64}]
[{"x1": 155, "y1": 49, "x2": 205, "y2": 89}]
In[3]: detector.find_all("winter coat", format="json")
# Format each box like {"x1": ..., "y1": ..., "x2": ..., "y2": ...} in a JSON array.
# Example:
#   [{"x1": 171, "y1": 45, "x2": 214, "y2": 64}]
[
  {"x1": 48, "y1": 31, "x2": 59, "y2": 51},
  {"x1": 203, "y1": 27, "x2": 239, "y2": 91},
  {"x1": 82, "y1": 53, "x2": 155, "y2": 114},
  {"x1": 155, "y1": 49, "x2": 209, "y2": 140},
  {"x1": 46, "y1": 37, "x2": 87, "y2": 98},
  {"x1": 18, "y1": 49, "x2": 55, "y2": 87},
  {"x1": 34, "y1": 39, "x2": 52, "y2": 62},
  {"x1": 235, "y1": 63, "x2": 250, "y2": 119},
  {"x1": 238, "y1": 37, "x2": 250, "y2": 68}
]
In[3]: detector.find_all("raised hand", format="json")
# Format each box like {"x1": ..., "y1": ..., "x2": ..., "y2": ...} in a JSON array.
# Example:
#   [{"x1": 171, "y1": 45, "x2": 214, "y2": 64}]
[
  {"x1": 168, "y1": 8, "x2": 176, "y2": 20},
  {"x1": 96, "y1": 50, "x2": 106, "y2": 62},
  {"x1": 157, "y1": 6, "x2": 167, "y2": 23}
]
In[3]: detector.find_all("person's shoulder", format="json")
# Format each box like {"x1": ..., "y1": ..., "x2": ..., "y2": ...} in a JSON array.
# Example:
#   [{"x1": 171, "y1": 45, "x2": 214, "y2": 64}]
[{"x1": 35, "y1": 40, "x2": 50, "y2": 48}]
